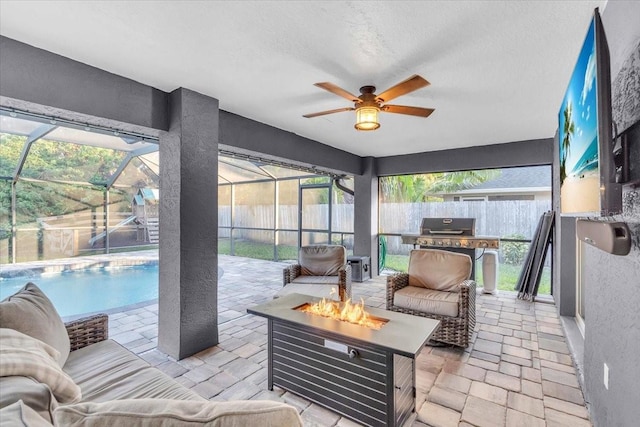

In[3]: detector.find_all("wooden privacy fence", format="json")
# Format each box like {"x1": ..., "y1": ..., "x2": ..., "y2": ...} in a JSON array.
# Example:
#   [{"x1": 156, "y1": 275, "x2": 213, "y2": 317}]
[
  {"x1": 379, "y1": 200, "x2": 551, "y2": 235},
  {"x1": 380, "y1": 200, "x2": 550, "y2": 254},
  {"x1": 219, "y1": 200, "x2": 550, "y2": 251}
]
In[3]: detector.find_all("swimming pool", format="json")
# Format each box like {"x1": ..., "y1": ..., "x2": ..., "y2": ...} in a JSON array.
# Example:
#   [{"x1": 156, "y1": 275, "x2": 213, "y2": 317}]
[{"x1": 0, "y1": 265, "x2": 158, "y2": 318}]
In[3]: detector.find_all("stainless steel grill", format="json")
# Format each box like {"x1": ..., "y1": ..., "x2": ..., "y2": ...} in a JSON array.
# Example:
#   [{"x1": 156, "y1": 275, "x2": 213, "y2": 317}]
[
  {"x1": 402, "y1": 217, "x2": 499, "y2": 249},
  {"x1": 421, "y1": 217, "x2": 475, "y2": 236},
  {"x1": 401, "y1": 217, "x2": 500, "y2": 280}
]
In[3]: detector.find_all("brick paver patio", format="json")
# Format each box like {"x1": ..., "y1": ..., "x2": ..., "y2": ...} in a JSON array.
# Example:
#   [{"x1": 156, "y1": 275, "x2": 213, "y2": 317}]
[{"x1": 105, "y1": 254, "x2": 591, "y2": 426}]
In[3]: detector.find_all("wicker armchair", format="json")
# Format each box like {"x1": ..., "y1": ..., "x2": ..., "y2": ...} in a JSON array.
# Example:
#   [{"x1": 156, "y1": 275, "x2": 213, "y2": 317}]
[
  {"x1": 65, "y1": 313, "x2": 109, "y2": 351},
  {"x1": 386, "y1": 249, "x2": 476, "y2": 347},
  {"x1": 279, "y1": 245, "x2": 352, "y2": 301}
]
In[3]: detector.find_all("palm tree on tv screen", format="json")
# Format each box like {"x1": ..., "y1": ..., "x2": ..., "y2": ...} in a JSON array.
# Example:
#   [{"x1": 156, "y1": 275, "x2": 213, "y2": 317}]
[{"x1": 560, "y1": 101, "x2": 575, "y2": 184}]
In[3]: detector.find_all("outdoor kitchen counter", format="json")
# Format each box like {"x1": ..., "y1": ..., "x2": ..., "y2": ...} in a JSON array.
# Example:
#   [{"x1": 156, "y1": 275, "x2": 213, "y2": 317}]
[{"x1": 247, "y1": 293, "x2": 440, "y2": 358}]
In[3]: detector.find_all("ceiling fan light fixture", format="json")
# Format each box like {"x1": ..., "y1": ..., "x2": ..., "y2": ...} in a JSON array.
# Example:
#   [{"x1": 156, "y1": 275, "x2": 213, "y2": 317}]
[{"x1": 354, "y1": 106, "x2": 380, "y2": 131}]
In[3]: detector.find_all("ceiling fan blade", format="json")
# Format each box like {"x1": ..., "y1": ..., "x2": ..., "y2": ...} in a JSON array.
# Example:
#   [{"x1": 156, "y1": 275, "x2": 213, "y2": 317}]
[
  {"x1": 303, "y1": 107, "x2": 355, "y2": 118},
  {"x1": 376, "y1": 75, "x2": 430, "y2": 103},
  {"x1": 382, "y1": 104, "x2": 435, "y2": 117},
  {"x1": 314, "y1": 82, "x2": 361, "y2": 103}
]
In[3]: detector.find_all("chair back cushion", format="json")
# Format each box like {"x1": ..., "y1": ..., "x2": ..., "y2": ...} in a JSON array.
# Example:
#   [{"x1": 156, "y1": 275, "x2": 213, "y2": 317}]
[
  {"x1": 408, "y1": 249, "x2": 472, "y2": 292},
  {"x1": 299, "y1": 245, "x2": 346, "y2": 276}
]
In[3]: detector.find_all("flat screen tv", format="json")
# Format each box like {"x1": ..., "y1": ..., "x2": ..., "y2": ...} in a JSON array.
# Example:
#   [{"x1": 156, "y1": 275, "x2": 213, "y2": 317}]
[{"x1": 558, "y1": 8, "x2": 621, "y2": 216}]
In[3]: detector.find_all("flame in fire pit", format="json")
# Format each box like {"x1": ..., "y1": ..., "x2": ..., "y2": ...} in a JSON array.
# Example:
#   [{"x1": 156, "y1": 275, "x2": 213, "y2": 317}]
[{"x1": 296, "y1": 289, "x2": 387, "y2": 330}]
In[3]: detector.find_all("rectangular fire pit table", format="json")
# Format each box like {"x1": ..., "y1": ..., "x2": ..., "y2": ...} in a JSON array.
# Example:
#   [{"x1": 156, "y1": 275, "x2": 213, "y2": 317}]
[{"x1": 247, "y1": 293, "x2": 440, "y2": 427}]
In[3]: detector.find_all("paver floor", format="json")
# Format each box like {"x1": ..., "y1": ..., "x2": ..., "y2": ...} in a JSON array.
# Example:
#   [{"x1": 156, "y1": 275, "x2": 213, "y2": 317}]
[{"x1": 107, "y1": 254, "x2": 591, "y2": 426}]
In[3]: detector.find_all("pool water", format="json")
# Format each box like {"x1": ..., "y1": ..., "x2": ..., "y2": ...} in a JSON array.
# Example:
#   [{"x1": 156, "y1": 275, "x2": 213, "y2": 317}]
[{"x1": 0, "y1": 265, "x2": 158, "y2": 318}]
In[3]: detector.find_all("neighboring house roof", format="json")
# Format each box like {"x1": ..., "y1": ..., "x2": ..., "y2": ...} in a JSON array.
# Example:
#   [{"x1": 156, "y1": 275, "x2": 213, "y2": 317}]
[
  {"x1": 471, "y1": 166, "x2": 551, "y2": 190},
  {"x1": 439, "y1": 166, "x2": 551, "y2": 196}
]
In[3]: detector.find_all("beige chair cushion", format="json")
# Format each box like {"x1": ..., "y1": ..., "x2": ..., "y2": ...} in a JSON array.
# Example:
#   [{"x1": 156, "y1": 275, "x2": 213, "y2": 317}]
[
  {"x1": 0, "y1": 400, "x2": 52, "y2": 427},
  {"x1": 63, "y1": 340, "x2": 203, "y2": 402},
  {"x1": 408, "y1": 249, "x2": 471, "y2": 292},
  {"x1": 53, "y1": 399, "x2": 303, "y2": 427},
  {"x1": 0, "y1": 283, "x2": 70, "y2": 367},
  {"x1": 393, "y1": 286, "x2": 459, "y2": 317},
  {"x1": 274, "y1": 284, "x2": 341, "y2": 301},
  {"x1": 299, "y1": 245, "x2": 346, "y2": 276},
  {"x1": 0, "y1": 377, "x2": 57, "y2": 424}
]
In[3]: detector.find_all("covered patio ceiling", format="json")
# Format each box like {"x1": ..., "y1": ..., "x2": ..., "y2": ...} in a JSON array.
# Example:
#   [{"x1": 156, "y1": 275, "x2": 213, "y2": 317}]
[{"x1": 0, "y1": 1, "x2": 605, "y2": 157}]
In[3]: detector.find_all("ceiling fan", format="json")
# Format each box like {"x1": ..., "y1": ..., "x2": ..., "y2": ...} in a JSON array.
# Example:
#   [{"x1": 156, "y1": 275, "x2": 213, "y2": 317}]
[{"x1": 303, "y1": 74, "x2": 434, "y2": 131}]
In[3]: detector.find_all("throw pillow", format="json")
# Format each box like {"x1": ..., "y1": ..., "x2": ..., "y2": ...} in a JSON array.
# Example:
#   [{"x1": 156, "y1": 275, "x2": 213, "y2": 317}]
[
  {"x1": 0, "y1": 400, "x2": 52, "y2": 427},
  {"x1": 0, "y1": 328, "x2": 81, "y2": 404},
  {"x1": 0, "y1": 376, "x2": 59, "y2": 424},
  {"x1": 54, "y1": 399, "x2": 303, "y2": 427},
  {"x1": 0, "y1": 282, "x2": 70, "y2": 367}
]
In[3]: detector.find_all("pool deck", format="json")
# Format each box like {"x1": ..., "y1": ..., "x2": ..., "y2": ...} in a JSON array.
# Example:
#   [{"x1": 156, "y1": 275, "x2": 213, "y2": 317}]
[
  {"x1": 0, "y1": 250, "x2": 159, "y2": 278},
  {"x1": 2, "y1": 252, "x2": 592, "y2": 426}
]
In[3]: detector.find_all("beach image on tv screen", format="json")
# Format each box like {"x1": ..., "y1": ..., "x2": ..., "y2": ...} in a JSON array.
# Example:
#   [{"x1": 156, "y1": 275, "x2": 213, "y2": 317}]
[{"x1": 559, "y1": 18, "x2": 599, "y2": 214}]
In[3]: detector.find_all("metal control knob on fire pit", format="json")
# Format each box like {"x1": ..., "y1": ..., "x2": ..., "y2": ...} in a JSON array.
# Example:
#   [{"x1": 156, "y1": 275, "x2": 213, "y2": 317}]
[{"x1": 348, "y1": 349, "x2": 359, "y2": 359}]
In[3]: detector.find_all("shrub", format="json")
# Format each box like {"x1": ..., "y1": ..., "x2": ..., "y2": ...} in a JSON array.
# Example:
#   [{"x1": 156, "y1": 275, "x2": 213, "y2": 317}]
[{"x1": 502, "y1": 234, "x2": 528, "y2": 265}]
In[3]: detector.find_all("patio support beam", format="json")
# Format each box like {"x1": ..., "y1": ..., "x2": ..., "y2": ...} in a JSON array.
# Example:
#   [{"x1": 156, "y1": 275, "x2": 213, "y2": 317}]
[
  {"x1": 12, "y1": 123, "x2": 57, "y2": 180},
  {"x1": 354, "y1": 157, "x2": 379, "y2": 276},
  {"x1": 106, "y1": 144, "x2": 159, "y2": 189},
  {"x1": 10, "y1": 181, "x2": 16, "y2": 263},
  {"x1": 158, "y1": 88, "x2": 219, "y2": 360},
  {"x1": 104, "y1": 188, "x2": 109, "y2": 253}
]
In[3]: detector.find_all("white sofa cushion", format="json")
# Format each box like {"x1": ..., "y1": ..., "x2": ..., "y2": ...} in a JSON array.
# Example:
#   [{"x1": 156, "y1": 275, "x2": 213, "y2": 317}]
[
  {"x1": 393, "y1": 286, "x2": 459, "y2": 317},
  {"x1": 63, "y1": 340, "x2": 203, "y2": 403},
  {"x1": 53, "y1": 398, "x2": 303, "y2": 427},
  {"x1": 299, "y1": 245, "x2": 346, "y2": 276},
  {"x1": 408, "y1": 249, "x2": 471, "y2": 292}
]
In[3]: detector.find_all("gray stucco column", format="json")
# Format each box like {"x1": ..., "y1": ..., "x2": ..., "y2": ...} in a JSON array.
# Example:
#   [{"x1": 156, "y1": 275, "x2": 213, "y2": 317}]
[
  {"x1": 354, "y1": 157, "x2": 379, "y2": 276},
  {"x1": 158, "y1": 88, "x2": 219, "y2": 360}
]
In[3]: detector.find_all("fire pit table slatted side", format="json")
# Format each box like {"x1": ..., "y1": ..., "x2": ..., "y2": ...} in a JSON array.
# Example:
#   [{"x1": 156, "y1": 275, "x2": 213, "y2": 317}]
[
  {"x1": 394, "y1": 354, "x2": 415, "y2": 426},
  {"x1": 271, "y1": 321, "x2": 392, "y2": 426},
  {"x1": 249, "y1": 293, "x2": 440, "y2": 427}
]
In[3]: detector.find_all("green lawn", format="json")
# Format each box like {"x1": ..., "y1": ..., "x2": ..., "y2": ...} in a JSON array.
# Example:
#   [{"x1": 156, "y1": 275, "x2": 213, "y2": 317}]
[
  {"x1": 384, "y1": 254, "x2": 551, "y2": 295},
  {"x1": 218, "y1": 239, "x2": 298, "y2": 261}
]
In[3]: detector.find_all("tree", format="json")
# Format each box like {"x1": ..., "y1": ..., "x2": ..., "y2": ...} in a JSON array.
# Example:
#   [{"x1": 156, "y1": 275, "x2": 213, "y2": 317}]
[
  {"x1": 560, "y1": 102, "x2": 575, "y2": 184},
  {"x1": 0, "y1": 133, "x2": 143, "y2": 232},
  {"x1": 379, "y1": 170, "x2": 500, "y2": 203}
]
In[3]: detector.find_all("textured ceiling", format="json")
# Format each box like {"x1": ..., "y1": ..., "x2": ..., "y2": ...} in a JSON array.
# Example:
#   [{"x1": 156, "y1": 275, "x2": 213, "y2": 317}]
[{"x1": 0, "y1": 0, "x2": 606, "y2": 157}]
